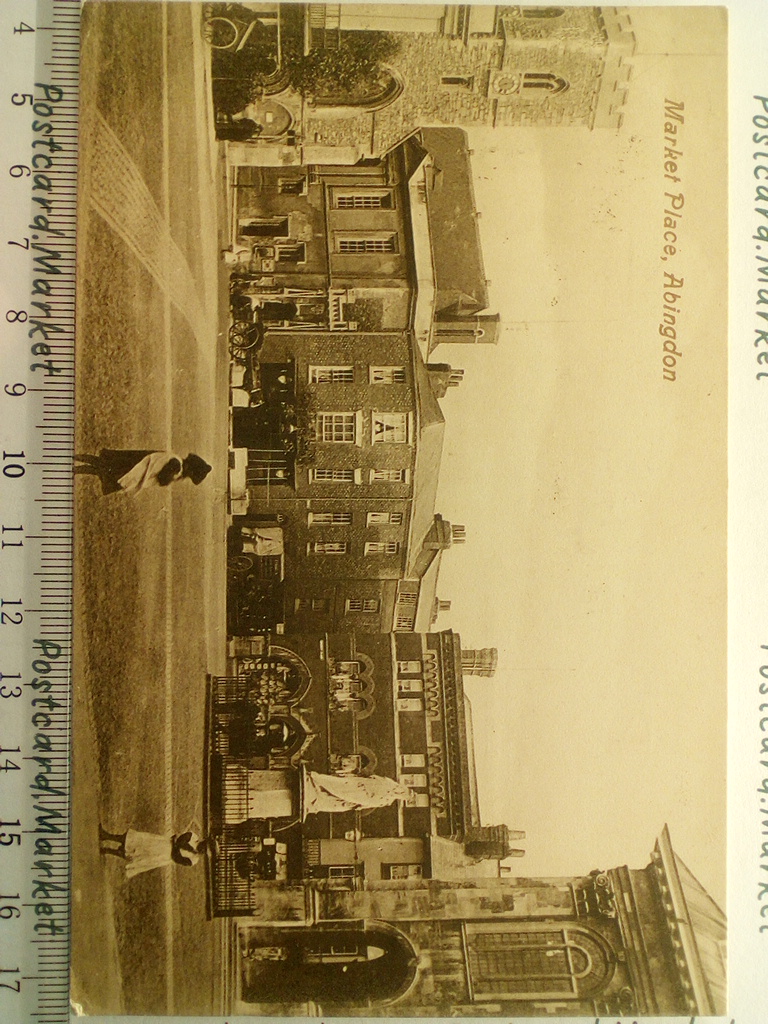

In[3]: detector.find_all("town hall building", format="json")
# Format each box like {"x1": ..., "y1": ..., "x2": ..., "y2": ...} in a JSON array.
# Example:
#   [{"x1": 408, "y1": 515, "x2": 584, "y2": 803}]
[{"x1": 204, "y1": 628, "x2": 726, "y2": 1018}]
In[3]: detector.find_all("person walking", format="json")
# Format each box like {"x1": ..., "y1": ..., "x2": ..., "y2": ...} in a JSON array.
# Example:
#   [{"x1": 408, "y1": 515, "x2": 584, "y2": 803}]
[
  {"x1": 75, "y1": 449, "x2": 211, "y2": 495},
  {"x1": 98, "y1": 825, "x2": 210, "y2": 878}
]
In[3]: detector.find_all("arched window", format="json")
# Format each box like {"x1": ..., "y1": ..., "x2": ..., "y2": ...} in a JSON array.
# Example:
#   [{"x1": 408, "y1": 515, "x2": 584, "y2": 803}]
[
  {"x1": 312, "y1": 68, "x2": 404, "y2": 112},
  {"x1": 521, "y1": 72, "x2": 569, "y2": 95},
  {"x1": 465, "y1": 925, "x2": 614, "y2": 1000},
  {"x1": 240, "y1": 922, "x2": 418, "y2": 1005}
]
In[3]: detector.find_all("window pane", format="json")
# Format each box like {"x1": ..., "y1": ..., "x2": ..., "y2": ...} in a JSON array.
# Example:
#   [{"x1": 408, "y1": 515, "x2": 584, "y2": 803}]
[
  {"x1": 336, "y1": 192, "x2": 393, "y2": 209},
  {"x1": 311, "y1": 366, "x2": 354, "y2": 384},
  {"x1": 309, "y1": 541, "x2": 348, "y2": 554},
  {"x1": 400, "y1": 753, "x2": 426, "y2": 768},
  {"x1": 398, "y1": 679, "x2": 424, "y2": 694},
  {"x1": 314, "y1": 468, "x2": 355, "y2": 482},
  {"x1": 346, "y1": 598, "x2": 380, "y2": 613},
  {"x1": 337, "y1": 235, "x2": 397, "y2": 254},
  {"x1": 373, "y1": 413, "x2": 408, "y2": 443},
  {"x1": 397, "y1": 697, "x2": 424, "y2": 712},
  {"x1": 399, "y1": 773, "x2": 427, "y2": 788},
  {"x1": 309, "y1": 512, "x2": 352, "y2": 525},
  {"x1": 397, "y1": 660, "x2": 422, "y2": 674},
  {"x1": 317, "y1": 413, "x2": 356, "y2": 443},
  {"x1": 370, "y1": 468, "x2": 408, "y2": 482},
  {"x1": 370, "y1": 366, "x2": 406, "y2": 384},
  {"x1": 365, "y1": 541, "x2": 400, "y2": 555}
]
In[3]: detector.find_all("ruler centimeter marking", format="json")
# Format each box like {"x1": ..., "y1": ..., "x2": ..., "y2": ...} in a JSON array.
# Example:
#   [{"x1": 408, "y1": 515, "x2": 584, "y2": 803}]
[{"x1": 0, "y1": 2, "x2": 78, "y2": 1023}]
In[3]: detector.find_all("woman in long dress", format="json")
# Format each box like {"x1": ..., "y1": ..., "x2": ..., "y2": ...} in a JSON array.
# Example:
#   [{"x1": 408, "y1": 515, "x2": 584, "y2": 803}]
[
  {"x1": 75, "y1": 449, "x2": 211, "y2": 495},
  {"x1": 99, "y1": 825, "x2": 209, "y2": 878}
]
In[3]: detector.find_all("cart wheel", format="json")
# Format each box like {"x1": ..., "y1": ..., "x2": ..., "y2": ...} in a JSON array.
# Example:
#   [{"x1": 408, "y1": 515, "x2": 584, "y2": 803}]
[
  {"x1": 229, "y1": 555, "x2": 254, "y2": 573},
  {"x1": 238, "y1": 324, "x2": 264, "y2": 352},
  {"x1": 229, "y1": 332, "x2": 250, "y2": 356},
  {"x1": 204, "y1": 16, "x2": 239, "y2": 50}
]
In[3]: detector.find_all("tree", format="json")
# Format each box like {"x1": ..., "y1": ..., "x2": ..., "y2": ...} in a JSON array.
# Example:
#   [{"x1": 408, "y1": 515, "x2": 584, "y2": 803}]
[{"x1": 284, "y1": 32, "x2": 401, "y2": 98}]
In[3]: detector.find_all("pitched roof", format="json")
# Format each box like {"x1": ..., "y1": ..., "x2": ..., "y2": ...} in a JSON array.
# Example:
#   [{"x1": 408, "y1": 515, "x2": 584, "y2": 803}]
[
  {"x1": 407, "y1": 344, "x2": 445, "y2": 575},
  {"x1": 418, "y1": 127, "x2": 490, "y2": 317},
  {"x1": 653, "y1": 825, "x2": 727, "y2": 1016}
]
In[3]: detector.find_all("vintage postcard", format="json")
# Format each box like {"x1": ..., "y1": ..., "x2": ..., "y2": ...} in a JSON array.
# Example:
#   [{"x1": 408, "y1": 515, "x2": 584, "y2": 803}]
[{"x1": 70, "y1": 2, "x2": 727, "y2": 1018}]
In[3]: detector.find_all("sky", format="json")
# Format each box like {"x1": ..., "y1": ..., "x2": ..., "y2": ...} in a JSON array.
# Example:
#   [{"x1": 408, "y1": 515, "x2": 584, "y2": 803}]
[{"x1": 432, "y1": 7, "x2": 728, "y2": 905}]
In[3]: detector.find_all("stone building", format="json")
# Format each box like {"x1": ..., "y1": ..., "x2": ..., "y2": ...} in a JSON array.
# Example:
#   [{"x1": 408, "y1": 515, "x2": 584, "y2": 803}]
[
  {"x1": 225, "y1": 128, "x2": 499, "y2": 634},
  {"x1": 223, "y1": 4, "x2": 635, "y2": 168},
  {"x1": 227, "y1": 330, "x2": 466, "y2": 634},
  {"x1": 204, "y1": 629, "x2": 726, "y2": 1017},
  {"x1": 226, "y1": 126, "x2": 500, "y2": 356}
]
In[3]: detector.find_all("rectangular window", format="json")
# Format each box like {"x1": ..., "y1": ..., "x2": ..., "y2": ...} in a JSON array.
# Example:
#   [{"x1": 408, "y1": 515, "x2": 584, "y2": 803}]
[
  {"x1": 295, "y1": 597, "x2": 331, "y2": 613},
  {"x1": 333, "y1": 189, "x2": 394, "y2": 209},
  {"x1": 397, "y1": 660, "x2": 422, "y2": 675},
  {"x1": 336, "y1": 233, "x2": 398, "y2": 254},
  {"x1": 327, "y1": 865, "x2": 356, "y2": 878},
  {"x1": 308, "y1": 511, "x2": 352, "y2": 526},
  {"x1": 372, "y1": 412, "x2": 409, "y2": 444},
  {"x1": 317, "y1": 412, "x2": 357, "y2": 444},
  {"x1": 398, "y1": 679, "x2": 424, "y2": 695},
  {"x1": 441, "y1": 75, "x2": 474, "y2": 88},
  {"x1": 335, "y1": 661, "x2": 360, "y2": 676},
  {"x1": 400, "y1": 753, "x2": 426, "y2": 769},
  {"x1": 346, "y1": 598, "x2": 381, "y2": 614},
  {"x1": 239, "y1": 216, "x2": 289, "y2": 238},
  {"x1": 307, "y1": 541, "x2": 348, "y2": 555},
  {"x1": 404, "y1": 791, "x2": 430, "y2": 808},
  {"x1": 399, "y1": 773, "x2": 427, "y2": 789},
  {"x1": 365, "y1": 541, "x2": 400, "y2": 556},
  {"x1": 275, "y1": 242, "x2": 306, "y2": 263},
  {"x1": 397, "y1": 697, "x2": 424, "y2": 712},
  {"x1": 312, "y1": 468, "x2": 358, "y2": 483},
  {"x1": 370, "y1": 468, "x2": 409, "y2": 483},
  {"x1": 367, "y1": 511, "x2": 404, "y2": 526},
  {"x1": 278, "y1": 176, "x2": 307, "y2": 195},
  {"x1": 310, "y1": 365, "x2": 354, "y2": 385},
  {"x1": 382, "y1": 863, "x2": 423, "y2": 879},
  {"x1": 370, "y1": 366, "x2": 406, "y2": 385}
]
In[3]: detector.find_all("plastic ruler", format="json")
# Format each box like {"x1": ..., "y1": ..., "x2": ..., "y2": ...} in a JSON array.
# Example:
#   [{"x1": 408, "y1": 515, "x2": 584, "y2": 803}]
[{"x1": 0, "y1": 1, "x2": 78, "y2": 1022}]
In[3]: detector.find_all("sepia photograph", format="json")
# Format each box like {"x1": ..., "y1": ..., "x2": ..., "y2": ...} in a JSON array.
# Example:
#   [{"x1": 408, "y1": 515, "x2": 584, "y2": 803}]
[{"x1": 70, "y1": 2, "x2": 727, "y2": 1017}]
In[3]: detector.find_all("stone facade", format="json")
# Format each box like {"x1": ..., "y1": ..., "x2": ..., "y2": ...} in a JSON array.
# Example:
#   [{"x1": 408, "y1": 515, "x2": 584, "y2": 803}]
[{"x1": 226, "y1": 6, "x2": 635, "y2": 167}]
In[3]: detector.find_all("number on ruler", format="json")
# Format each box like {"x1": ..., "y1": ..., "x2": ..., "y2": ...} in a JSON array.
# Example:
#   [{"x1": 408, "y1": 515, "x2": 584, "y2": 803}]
[
  {"x1": 0, "y1": 671, "x2": 21, "y2": 694},
  {"x1": 0, "y1": 893, "x2": 20, "y2": 916},
  {"x1": 13, "y1": 22, "x2": 34, "y2": 34},
  {"x1": 1, "y1": 526, "x2": 23, "y2": 549},
  {"x1": 4, "y1": 383, "x2": 26, "y2": 396},
  {"x1": 0, "y1": 821, "x2": 21, "y2": 847},
  {"x1": 0, "y1": 741, "x2": 20, "y2": 771},
  {"x1": 0, "y1": 603, "x2": 22, "y2": 628},
  {"x1": 0, "y1": 967, "x2": 20, "y2": 993},
  {"x1": 2, "y1": 451, "x2": 24, "y2": 478}
]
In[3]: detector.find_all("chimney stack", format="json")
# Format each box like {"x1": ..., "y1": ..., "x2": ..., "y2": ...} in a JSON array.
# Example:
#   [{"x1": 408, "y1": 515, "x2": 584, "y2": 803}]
[
  {"x1": 451, "y1": 524, "x2": 466, "y2": 545},
  {"x1": 461, "y1": 648, "x2": 498, "y2": 677}
]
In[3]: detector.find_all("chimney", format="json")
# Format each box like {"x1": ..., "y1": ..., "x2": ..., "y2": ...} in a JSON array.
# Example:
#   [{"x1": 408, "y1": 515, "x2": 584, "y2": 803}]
[
  {"x1": 426, "y1": 363, "x2": 464, "y2": 398},
  {"x1": 437, "y1": 599, "x2": 452, "y2": 613},
  {"x1": 461, "y1": 648, "x2": 498, "y2": 677},
  {"x1": 451, "y1": 524, "x2": 466, "y2": 545}
]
